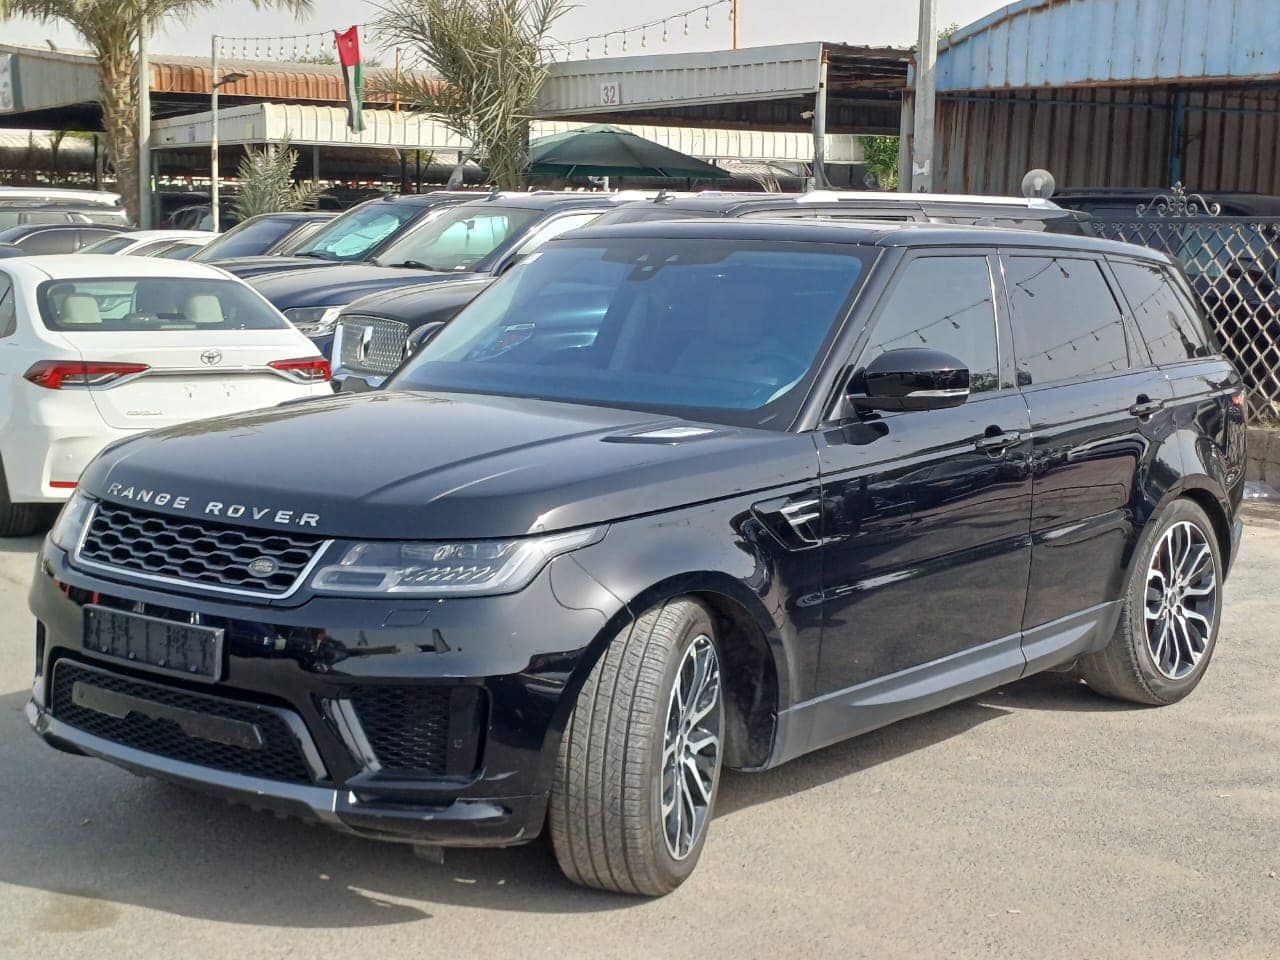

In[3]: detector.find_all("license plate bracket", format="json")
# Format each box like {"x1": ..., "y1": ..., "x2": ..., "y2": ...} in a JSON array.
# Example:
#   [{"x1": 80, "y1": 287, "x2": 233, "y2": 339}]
[{"x1": 83, "y1": 605, "x2": 224, "y2": 683}]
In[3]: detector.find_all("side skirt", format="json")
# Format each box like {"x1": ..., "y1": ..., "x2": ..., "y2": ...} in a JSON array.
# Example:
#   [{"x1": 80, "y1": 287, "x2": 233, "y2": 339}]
[{"x1": 764, "y1": 601, "x2": 1119, "y2": 769}]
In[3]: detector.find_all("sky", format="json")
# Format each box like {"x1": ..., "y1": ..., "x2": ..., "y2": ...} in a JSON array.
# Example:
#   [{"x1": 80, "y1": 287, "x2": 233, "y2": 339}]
[{"x1": 1, "y1": 0, "x2": 1010, "y2": 60}]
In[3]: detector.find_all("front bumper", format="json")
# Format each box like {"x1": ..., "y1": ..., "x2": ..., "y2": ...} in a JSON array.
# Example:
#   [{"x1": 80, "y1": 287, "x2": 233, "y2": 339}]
[
  {"x1": 28, "y1": 540, "x2": 620, "y2": 847},
  {"x1": 26, "y1": 698, "x2": 537, "y2": 846}
]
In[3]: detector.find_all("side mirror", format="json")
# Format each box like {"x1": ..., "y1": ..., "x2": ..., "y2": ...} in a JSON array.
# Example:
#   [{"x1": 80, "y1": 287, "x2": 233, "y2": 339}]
[
  {"x1": 849, "y1": 348, "x2": 970, "y2": 413},
  {"x1": 405, "y1": 320, "x2": 447, "y2": 356}
]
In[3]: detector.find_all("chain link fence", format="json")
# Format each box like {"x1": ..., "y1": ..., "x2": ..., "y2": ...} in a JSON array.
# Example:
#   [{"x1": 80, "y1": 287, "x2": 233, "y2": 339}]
[{"x1": 1093, "y1": 214, "x2": 1280, "y2": 423}]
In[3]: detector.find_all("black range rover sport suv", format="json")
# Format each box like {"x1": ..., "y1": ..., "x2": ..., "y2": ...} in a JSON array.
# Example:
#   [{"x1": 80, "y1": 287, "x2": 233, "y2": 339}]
[{"x1": 29, "y1": 220, "x2": 1244, "y2": 895}]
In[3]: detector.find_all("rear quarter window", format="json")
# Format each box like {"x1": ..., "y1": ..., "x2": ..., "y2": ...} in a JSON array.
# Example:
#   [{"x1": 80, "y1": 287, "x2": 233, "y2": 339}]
[
  {"x1": 1004, "y1": 254, "x2": 1132, "y2": 385},
  {"x1": 1110, "y1": 260, "x2": 1212, "y2": 363}
]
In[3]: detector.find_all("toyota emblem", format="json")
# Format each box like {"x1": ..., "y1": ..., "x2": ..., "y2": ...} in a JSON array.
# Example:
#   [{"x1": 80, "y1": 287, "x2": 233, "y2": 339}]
[
  {"x1": 247, "y1": 557, "x2": 279, "y2": 578},
  {"x1": 200, "y1": 350, "x2": 223, "y2": 366}
]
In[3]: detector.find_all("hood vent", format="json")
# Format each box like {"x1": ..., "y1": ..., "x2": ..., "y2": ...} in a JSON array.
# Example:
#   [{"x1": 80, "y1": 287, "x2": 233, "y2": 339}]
[{"x1": 603, "y1": 425, "x2": 718, "y2": 445}]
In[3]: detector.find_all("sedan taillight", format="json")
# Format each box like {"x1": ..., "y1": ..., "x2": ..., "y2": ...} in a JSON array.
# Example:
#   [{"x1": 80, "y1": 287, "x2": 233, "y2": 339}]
[
  {"x1": 24, "y1": 360, "x2": 149, "y2": 389},
  {"x1": 269, "y1": 356, "x2": 332, "y2": 383}
]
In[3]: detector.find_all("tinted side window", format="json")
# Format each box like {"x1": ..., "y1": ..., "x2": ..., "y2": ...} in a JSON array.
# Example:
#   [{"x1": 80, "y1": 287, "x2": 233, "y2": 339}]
[
  {"x1": 1110, "y1": 260, "x2": 1209, "y2": 363},
  {"x1": 862, "y1": 255, "x2": 1000, "y2": 394},
  {"x1": 1005, "y1": 256, "x2": 1129, "y2": 385},
  {"x1": 0, "y1": 273, "x2": 15, "y2": 337},
  {"x1": 18, "y1": 229, "x2": 77, "y2": 255}
]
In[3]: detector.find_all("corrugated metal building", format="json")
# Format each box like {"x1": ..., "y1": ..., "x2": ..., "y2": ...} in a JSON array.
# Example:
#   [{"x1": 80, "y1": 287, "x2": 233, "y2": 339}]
[{"x1": 933, "y1": 0, "x2": 1280, "y2": 194}]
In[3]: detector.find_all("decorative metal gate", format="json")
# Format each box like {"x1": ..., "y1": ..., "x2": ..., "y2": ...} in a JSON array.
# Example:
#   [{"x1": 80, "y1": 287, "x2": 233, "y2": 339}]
[{"x1": 1090, "y1": 184, "x2": 1280, "y2": 424}]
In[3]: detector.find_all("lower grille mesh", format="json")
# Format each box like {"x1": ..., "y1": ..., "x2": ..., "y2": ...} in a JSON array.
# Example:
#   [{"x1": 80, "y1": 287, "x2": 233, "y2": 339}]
[
  {"x1": 51, "y1": 660, "x2": 316, "y2": 784},
  {"x1": 350, "y1": 686, "x2": 452, "y2": 775}
]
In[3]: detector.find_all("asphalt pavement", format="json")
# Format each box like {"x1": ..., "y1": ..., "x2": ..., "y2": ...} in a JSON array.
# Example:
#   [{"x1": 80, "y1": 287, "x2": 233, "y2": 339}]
[{"x1": 1, "y1": 521, "x2": 1277, "y2": 959}]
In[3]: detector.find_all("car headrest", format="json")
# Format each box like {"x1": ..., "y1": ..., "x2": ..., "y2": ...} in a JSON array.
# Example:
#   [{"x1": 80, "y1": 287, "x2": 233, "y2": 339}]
[
  {"x1": 60, "y1": 293, "x2": 101, "y2": 326},
  {"x1": 185, "y1": 294, "x2": 224, "y2": 325}
]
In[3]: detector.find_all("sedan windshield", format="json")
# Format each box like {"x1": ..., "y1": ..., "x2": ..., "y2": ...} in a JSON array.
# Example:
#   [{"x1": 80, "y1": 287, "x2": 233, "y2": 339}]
[
  {"x1": 389, "y1": 237, "x2": 871, "y2": 428},
  {"x1": 374, "y1": 205, "x2": 540, "y2": 272},
  {"x1": 38, "y1": 277, "x2": 288, "y2": 331},
  {"x1": 292, "y1": 201, "x2": 426, "y2": 262}
]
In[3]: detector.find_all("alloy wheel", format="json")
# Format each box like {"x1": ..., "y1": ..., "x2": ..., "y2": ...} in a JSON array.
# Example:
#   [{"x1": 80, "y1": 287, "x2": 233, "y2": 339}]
[
  {"x1": 660, "y1": 633, "x2": 722, "y2": 861},
  {"x1": 1144, "y1": 520, "x2": 1218, "y2": 680}
]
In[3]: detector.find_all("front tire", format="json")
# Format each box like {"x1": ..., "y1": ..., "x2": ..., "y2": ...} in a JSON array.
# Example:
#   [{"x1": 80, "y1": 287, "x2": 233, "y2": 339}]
[
  {"x1": 549, "y1": 598, "x2": 724, "y2": 896},
  {"x1": 1078, "y1": 499, "x2": 1223, "y2": 705}
]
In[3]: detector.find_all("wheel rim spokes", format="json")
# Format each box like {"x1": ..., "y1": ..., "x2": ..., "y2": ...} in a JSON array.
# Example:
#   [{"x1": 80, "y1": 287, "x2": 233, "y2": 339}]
[
  {"x1": 1144, "y1": 520, "x2": 1217, "y2": 680},
  {"x1": 661, "y1": 634, "x2": 721, "y2": 861}
]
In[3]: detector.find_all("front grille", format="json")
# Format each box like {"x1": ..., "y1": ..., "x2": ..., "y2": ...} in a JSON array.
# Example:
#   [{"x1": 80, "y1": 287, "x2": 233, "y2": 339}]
[
  {"x1": 338, "y1": 315, "x2": 409, "y2": 375},
  {"x1": 51, "y1": 659, "x2": 317, "y2": 784},
  {"x1": 350, "y1": 686, "x2": 454, "y2": 775},
  {"x1": 78, "y1": 502, "x2": 325, "y2": 597}
]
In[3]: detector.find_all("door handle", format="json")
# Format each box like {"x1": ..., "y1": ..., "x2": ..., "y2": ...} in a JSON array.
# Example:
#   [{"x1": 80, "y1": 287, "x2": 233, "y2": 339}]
[
  {"x1": 1129, "y1": 396, "x2": 1166, "y2": 419},
  {"x1": 974, "y1": 430, "x2": 1023, "y2": 453}
]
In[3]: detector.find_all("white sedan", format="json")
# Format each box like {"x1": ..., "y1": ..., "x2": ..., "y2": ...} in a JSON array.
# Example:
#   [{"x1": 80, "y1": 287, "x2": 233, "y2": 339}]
[
  {"x1": 78, "y1": 230, "x2": 213, "y2": 258},
  {"x1": 0, "y1": 255, "x2": 332, "y2": 535}
]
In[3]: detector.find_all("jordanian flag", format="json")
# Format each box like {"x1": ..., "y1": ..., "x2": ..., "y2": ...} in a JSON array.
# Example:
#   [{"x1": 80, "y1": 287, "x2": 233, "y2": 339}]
[{"x1": 334, "y1": 26, "x2": 365, "y2": 133}]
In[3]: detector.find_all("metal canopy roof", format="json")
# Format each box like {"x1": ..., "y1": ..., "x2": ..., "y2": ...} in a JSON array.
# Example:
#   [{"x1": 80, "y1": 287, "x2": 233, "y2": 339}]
[
  {"x1": 0, "y1": 42, "x2": 400, "y2": 129},
  {"x1": 537, "y1": 42, "x2": 910, "y2": 135},
  {"x1": 151, "y1": 103, "x2": 866, "y2": 164},
  {"x1": 937, "y1": 0, "x2": 1280, "y2": 92}
]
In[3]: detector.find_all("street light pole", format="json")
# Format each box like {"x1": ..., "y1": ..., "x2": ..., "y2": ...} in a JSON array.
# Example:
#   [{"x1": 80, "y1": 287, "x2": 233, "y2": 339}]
[
  {"x1": 732, "y1": 0, "x2": 739, "y2": 49},
  {"x1": 910, "y1": 0, "x2": 938, "y2": 193},
  {"x1": 138, "y1": 19, "x2": 152, "y2": 227},
  {"x1": 211, "y1": 35, "x2": 220, "y2": 232}
]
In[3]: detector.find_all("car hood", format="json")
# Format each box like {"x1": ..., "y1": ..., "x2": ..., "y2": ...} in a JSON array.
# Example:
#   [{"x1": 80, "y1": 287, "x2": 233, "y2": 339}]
[
  {"x1": 79, "y1": 392, "x2": 817, "y2": 540},
  {"x1": 342, "y1": 276, "x2": 497, "y2": 323},
  {"x1": 250, "y1": 264, "x2": 482, "y2": 310},
  {"x1": 215, "y1": 256, "x2": 339, "y2": 279}
]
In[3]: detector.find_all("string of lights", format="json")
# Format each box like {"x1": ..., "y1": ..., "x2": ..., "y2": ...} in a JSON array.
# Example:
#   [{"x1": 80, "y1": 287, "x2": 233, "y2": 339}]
[
  {"x1": 212, "y1": 2, "x2": 734, "y2": 65},
  {"x1": 550, "y1": 0, "x2": 734, "y2": 61},
  {"x1": 214, "y1": 24, "x2": 375, "y2": 62}
]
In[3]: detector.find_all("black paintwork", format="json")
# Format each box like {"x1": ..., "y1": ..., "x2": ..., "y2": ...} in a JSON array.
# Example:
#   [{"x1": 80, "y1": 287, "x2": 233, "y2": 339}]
[{"x1": 29, "y1": 218, "x2": 1245, "y2": 849}]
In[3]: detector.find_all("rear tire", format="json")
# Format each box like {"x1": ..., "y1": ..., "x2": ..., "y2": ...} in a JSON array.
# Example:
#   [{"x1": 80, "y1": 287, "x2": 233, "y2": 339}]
[
  {"x1": 0, "y1": 458, "x2": 42, "y2": 538},
  {"x1": 1078, "y1": 499, "x2": 1223, "y2": 705},
  {"x1": 549, "y1": 598, "x2": 724, "y2": 896}
]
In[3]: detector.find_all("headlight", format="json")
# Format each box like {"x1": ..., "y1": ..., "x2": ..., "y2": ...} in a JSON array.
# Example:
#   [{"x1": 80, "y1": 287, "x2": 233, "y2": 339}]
[
  {"x1": 50, "y1": 490, "x2": 94, "y2": 552},
  {"x1": 310, "y1": 527, "x2": 606, "y2": 597},
  {"x1": 284, "y1": 306, "x2": 343, "y2": 336}
]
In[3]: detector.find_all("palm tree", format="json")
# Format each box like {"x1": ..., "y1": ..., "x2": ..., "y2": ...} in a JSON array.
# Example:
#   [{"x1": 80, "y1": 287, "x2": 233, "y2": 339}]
[
  {"x1": 374, "y1": 0, "x2": 570, "y2": 190},
  {"x1": 232, "y1": 136, "x2": 323, "y2": 220},
  {"x1": 0, "y1": 0, "x2": 311, "y2": 221}
]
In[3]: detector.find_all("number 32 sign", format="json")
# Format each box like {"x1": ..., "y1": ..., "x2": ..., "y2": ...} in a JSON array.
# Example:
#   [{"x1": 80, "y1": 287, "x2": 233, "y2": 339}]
[{"x1": 599, "y1": 82, "x2": 621, "y2": 106}]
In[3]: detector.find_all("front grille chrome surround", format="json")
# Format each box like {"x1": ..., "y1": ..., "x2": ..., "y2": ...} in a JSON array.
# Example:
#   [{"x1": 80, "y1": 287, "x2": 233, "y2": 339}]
[
  {"x1": 74, "y1": 501, "x2": 332, "y2": 600},
  {"x1": 337, "y1": 315, "x2": 410, "y2": 376}
]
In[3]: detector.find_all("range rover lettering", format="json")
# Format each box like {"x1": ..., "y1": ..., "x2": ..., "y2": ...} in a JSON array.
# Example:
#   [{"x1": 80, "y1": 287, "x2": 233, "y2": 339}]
[{"x1": 28, "y1": 220, "x2": 1244, "y2": 895}]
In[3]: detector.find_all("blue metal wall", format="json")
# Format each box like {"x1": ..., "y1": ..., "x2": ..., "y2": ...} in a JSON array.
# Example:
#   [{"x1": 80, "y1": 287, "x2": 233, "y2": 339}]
[{"x1": 938, "y1": 0, "x2": 1280, "y2": 92}]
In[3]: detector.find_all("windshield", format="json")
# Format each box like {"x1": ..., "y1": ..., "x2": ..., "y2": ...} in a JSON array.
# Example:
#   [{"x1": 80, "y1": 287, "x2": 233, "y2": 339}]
[
  {"x1": 37, "y1": 277, "x2": 289, "y2": 331},
  {"x1": 78, "y1": 236, "x2": 135, "y2": 255},
  {"x1": 293, "y1": 200, "x2": 426, "y2": 262},
  {"x1": 389, "y1": 237, "x2": 871, "y2": 429},
  {"x1": 374, "y1": 204, "x2": 540, "y2": 272},
  {"x1": 194, "y1": 217, "x2": 298, "y2": 261}
]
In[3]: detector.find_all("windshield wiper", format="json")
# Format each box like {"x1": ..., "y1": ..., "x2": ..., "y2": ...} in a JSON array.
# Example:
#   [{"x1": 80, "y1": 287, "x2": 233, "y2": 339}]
[
  {"x1": 296, "y1": 250, "x2": 337, "y2": 260},
  {"x1": 386, "y1": 260, "x2": 440, "y2": 271}
]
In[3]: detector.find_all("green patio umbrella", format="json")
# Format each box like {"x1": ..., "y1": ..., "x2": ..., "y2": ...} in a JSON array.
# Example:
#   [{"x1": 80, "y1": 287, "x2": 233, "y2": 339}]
[{"x1": 528, "y1": 124, "x2": 731, "y2": 181}]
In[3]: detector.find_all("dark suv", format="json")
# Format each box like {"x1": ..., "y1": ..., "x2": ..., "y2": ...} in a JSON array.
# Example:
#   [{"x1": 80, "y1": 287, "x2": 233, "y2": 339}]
[
  {"x1": 329, "y1": 191, "x2": 1094, "y2": 390},
  {"x1": 28, "y1": 220, "x2": 1244, "y2": 895}
]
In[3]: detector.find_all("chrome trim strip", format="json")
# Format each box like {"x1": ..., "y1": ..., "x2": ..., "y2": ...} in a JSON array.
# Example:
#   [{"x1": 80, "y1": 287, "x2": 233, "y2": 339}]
[
  {"x1": 72, "y1": 502, "x2": 334, "y2": 601},
  {"x1": 323, "y1": 698, "x2": 383, "y2": 774}
]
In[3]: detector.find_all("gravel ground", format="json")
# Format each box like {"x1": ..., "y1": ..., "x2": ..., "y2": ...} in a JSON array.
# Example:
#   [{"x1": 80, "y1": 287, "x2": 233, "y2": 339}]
[{"x1": 1, "y1": 521, "x2": 1277, "y2": 960}]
